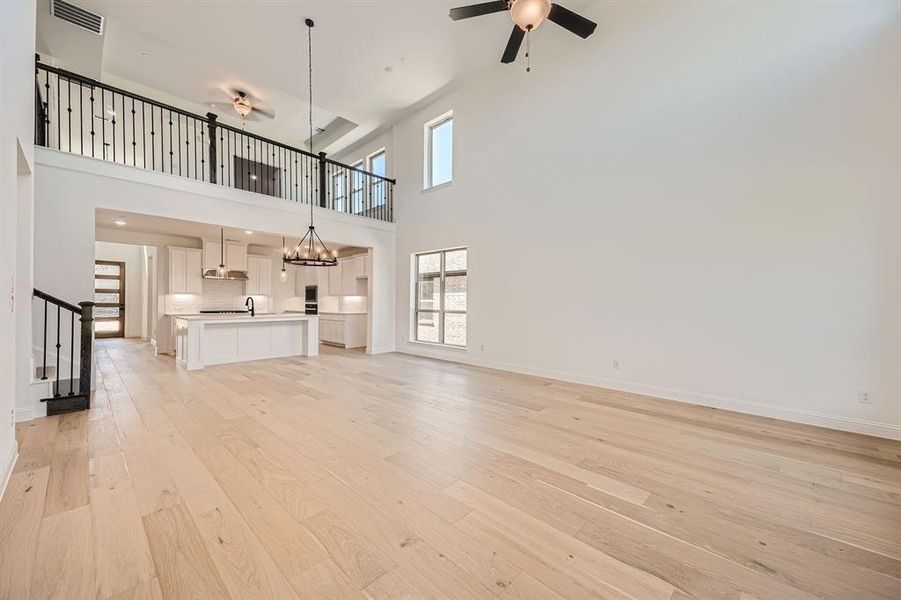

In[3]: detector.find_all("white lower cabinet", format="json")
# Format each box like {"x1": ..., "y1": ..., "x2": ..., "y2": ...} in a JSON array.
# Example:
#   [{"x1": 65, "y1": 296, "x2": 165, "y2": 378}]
[{"x1": 318, "y1": 313, "x2": 366, "y2": 348}]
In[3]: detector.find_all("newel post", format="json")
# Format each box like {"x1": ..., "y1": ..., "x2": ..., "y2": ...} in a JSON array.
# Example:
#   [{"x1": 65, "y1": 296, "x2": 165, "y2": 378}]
[
  {"x1": 207, "y1": 112, "x2": 218, "y2": 184},
  {"x1": 78, "y1": 301, "x2": 94, "y2": 407},
  {"x1": 318, "y1": 151, "x2": 327, "y2": 208}
]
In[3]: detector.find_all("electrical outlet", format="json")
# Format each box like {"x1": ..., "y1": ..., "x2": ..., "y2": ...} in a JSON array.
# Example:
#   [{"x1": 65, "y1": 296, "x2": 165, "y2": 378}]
[
  {"x1": 612, "y1": 359, "x2": 621, "y2": 370},
  {"x1": 480, "y1": 344, "x2": 485, "y2": 352},
  {"x1": 858, "y1": 390, "x2": 873, "y2": 405}
]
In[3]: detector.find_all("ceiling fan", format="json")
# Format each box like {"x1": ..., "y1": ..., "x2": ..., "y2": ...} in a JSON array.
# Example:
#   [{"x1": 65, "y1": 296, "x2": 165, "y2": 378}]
[
  {"x1": 205, "y1": 88, "x2": 276, "y2": 121},
  {"x1": 449, "y1": 0, "x2": 596, "y2": 66}
]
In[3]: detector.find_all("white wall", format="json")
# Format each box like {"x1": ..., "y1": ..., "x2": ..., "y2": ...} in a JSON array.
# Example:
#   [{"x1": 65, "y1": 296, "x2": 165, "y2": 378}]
[
  {"x1": 1, "y1": 0, "x2": 36, "y2": 493},
  {"x1": 34, "y1": 147, "x2": 397, "y2": 355},
  {"x1": 94, "y1": 241, "x2": 144, "y2": 337},
  {"x1": 371, "y1": 1, "x2": 901, "y2": 438}
]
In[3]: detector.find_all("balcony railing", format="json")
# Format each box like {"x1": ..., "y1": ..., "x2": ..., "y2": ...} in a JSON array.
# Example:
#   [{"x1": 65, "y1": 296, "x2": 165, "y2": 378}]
[{"x1": 34, "y1": 62, "x2": 395, "y2": 223}]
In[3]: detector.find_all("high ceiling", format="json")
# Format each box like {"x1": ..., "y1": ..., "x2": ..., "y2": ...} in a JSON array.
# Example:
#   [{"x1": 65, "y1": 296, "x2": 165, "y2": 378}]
[{"x1": 37, "y1": 0, "x2": 596, "y2": 154}]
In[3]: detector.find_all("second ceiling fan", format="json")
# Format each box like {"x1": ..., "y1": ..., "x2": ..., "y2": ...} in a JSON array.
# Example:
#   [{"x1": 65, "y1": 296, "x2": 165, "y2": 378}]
[{"x1": 450, "y1": 0, "x2": 597, "y2": 66}]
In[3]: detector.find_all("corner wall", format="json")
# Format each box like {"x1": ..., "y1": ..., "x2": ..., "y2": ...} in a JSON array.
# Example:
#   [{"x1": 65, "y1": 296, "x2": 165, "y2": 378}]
[
  {"x1": 384, "y1": 1, "x2": 901, "y2": 438},
  {"x1": 0, "y1": 0, "x2": 36, "y2": 494}
]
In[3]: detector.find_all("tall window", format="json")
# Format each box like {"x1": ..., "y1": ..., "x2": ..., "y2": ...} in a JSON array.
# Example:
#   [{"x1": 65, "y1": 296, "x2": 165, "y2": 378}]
[
  {"x1": 424, "y1": 111, "x2": 453, "y2": 189},
  {"x1": 351, "y1": 160, "x2": 364, "y2": 214},
  {"x1": 414, "y1": 248, "x2": 467, "y2": 347},
  {"x1": 368, "y1": 149, "x2": 387, "y2": 207},
  {"x1": 331, "y1": 171, "x2": 346, "y2": 212}
]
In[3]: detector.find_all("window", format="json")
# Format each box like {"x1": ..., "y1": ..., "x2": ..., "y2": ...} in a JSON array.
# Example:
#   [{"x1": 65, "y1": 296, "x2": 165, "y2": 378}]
[
  {"x1": 368, "y1": 149, "x2": 387, "y2": 207},
  {"x1": 331, "y1": 171, "x2": 346, "y2": 212},
  {"x1": 414, "y1": 248, "x2": 467, "y2": 347},
  {"x1": 351, "y1": 160, "x2": 364, "y2": 214},
  {"x1": 424, "y1": 111, "x2": 453, "y2": 189}
]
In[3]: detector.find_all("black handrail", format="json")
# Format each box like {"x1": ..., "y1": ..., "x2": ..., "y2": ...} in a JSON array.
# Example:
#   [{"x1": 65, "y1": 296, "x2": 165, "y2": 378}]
[
  {"x1": 35, "y1": 60, "x2": 396, "y2": 220},
  {"x1": 33, "y1": 288, "x2": 82, "y2": 314}
]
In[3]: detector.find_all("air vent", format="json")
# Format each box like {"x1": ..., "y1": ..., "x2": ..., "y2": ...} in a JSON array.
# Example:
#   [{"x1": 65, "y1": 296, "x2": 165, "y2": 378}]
[{"x1": 51, "y1": 0, "x2": 104, "y2": 35}]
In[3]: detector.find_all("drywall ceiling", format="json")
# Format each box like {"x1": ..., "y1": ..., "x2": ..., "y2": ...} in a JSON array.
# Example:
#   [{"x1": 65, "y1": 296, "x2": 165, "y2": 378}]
[
  {"x1": 95, "y1": 209, "x2": 365, "y2": 255},
  {"x1": 37, "y1": 0, "x2": 597, "y2": 154}
]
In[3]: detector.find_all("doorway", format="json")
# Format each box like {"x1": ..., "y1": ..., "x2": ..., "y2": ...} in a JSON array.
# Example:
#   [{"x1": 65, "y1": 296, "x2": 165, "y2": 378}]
[{"x1": 94, "y1": 260, "x2": 126, "y2": 338}]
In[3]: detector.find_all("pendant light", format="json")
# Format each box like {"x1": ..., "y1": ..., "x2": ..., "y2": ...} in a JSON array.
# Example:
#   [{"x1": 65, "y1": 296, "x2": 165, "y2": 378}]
[
  {"x1": 217, "y1": 227, "x2": 226, "y2": 277},
  {"x1": 279, "y1": 237, "x2": 288, "y2": 281},
  {"x1": 283, "y1": 18, "x2": 338, "y2": 268}
]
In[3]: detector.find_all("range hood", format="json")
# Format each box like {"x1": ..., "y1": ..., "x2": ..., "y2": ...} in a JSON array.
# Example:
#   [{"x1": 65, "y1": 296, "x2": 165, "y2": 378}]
[{"x1": 202, "y1": 269, "x2": 248, "y2": 281}]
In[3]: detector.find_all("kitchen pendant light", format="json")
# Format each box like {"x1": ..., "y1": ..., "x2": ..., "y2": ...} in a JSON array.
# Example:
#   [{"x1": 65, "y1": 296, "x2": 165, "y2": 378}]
[
  {"x1": 217, "y1": 227, "x2": 226, "y2": 277},
  {"x1": 283, "y1": 18, "x2": 338, "y2": 268},
  {"x1": 279, "y1": 237, "x2": 288, "y2": 281}
]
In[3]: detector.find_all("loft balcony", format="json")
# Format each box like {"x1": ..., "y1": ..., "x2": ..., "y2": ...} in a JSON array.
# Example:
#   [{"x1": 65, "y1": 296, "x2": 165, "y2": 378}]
[{"x1": 34, "y1": 62, "x2": 395, "y2": 223}]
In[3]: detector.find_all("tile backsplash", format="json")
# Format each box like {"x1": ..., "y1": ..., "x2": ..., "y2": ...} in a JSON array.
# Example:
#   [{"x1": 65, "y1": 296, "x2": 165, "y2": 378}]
[{"x1": 165, "y1": 279, "x2": 272, "y2": 314}]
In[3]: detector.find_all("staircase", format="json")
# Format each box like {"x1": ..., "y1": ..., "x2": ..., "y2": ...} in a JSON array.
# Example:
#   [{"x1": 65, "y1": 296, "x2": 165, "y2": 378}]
[{"x1": 32, "y1": 289, "x2": 95, "y2": 415}]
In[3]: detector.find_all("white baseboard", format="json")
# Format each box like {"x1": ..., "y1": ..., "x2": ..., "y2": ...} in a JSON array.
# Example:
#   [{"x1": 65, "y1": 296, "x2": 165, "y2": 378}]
[
  {"x1": 397, "y1": 346, "x2": 901, "y2": 441},
  {"x1": 14, "y1": 407, "x2": 33, "y2": 423},
  {"x1": 0, "y1": 442, "x2": 17, "y2": 502}
]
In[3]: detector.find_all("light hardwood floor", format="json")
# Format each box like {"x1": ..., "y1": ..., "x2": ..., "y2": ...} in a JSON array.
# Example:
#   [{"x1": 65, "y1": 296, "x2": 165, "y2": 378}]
[{"x1": 1, "y1": 339, "x2": 899, "y2": 599}]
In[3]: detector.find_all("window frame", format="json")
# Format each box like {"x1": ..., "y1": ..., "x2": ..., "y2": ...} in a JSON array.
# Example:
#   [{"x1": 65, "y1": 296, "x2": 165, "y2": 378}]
[
  {"x1": 331, "y1": 170, "x2": 347, "y2": 213},
  {"x1": 367, "y1": 148, "x2": 387, "y2": 208},
  {"x1": 423, "y1": 110, "x2": 454, "y2": 190},
  {"x1": 350, "y1": 160, "x2": 364, "y2": 214},
  {"x1": 413, "y1": 247, "x2": 467, "y2": 348}
]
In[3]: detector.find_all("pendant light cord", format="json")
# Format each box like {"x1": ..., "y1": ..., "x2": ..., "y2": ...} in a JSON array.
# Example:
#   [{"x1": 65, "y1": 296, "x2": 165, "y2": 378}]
[{"x1": 307, "y1": 19, "x2": 314, "y2": 225}]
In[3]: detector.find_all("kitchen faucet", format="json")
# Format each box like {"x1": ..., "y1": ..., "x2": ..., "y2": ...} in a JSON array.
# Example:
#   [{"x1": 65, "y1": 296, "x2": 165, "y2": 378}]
[{"x1": 245, "y1": 296, "x2": 255, "y2": 317}]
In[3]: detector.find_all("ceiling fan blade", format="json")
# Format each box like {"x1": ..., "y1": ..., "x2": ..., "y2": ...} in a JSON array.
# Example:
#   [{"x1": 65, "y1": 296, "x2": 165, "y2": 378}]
[
  {"x1": 449, "y1": 1, "x2": 509, "y2": 21},
  {"x1": 548, "y1": 3, "x2": 597, "y2": 38},
  {"x1": 246, "y1": 107, "x2": 276, "y2": 121},
  {"x1": 204, "y1": 101, "x2": 234, "y2": 113},
  {"x1": 501, "y1": 25, "x2": 525, "y2": 64}
]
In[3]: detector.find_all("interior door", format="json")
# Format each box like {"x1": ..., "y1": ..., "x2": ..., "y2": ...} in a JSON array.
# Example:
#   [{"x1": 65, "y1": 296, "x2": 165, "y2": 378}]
[{"x1": 95, "y1": 260, "x2": 126, "y2": 338}]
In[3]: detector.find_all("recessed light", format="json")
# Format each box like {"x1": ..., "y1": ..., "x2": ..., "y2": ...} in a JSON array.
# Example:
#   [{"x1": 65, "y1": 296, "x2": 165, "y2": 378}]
[
  {"x1": 141, "y1": 52, "x2": 149, "y2": 57},
  {"x1": 244, "y1": 230, "x2": 253, "y2": 235},
  {"x1": 114, "y1": 217, "x2": 126, "y2": 226},
  {"x1": 384, "y1": 65, "x2": 393, "y2": 73},
  {"x1": 250, "y1": 174, "x2": 258, "y2": 180}
]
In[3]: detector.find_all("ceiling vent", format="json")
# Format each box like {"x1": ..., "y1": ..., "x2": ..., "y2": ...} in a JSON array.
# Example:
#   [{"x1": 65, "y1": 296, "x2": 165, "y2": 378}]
[{"x1": 51, "y1": 0, "x2": 104, "y2": 35}]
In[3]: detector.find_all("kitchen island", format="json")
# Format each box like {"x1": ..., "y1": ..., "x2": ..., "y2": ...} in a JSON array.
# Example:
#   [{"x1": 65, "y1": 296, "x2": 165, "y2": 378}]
[{"x1": 173, "y1": 313, "x2": 318, "y2": 371}]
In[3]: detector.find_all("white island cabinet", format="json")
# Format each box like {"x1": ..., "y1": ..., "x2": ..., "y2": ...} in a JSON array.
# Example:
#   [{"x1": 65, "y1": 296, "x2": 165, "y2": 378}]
[{"x1": 173, "y1": 314, "x2": 318, "y2": 371}]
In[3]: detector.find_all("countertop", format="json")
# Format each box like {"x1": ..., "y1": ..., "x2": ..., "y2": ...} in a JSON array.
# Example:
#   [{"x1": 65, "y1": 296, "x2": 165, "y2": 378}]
[{"x1": 173, "y1": 313, "x2": 316, "y2": 324}]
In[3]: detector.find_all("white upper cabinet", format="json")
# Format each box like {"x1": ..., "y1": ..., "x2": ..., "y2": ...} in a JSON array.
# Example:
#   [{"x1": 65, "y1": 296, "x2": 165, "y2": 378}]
[
  {"x1": 169, "y1": 247, "x2": 203, "y2": 294},
  {"x1": 246, "y1": 255, "x2": 272, "y2": 296},
  {"x1": 328, "y1": 261, "x2": 342, "y2": 297}
]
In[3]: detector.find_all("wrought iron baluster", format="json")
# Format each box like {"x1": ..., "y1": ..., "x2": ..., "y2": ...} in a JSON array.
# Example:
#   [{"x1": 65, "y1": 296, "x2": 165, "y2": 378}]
[
  {"x1": 78, "y1": 80, "x2": 83, "y2": 154},
  {"x1": 131, "y1": 97, "x2": 136, "y2": 166},
  {"x1": 168, "y1": 110, "x2": 174, "y2": 174},
  {"x1": 89, "y1": 86, "x2": 95, "y2": 157},
  {"x1": 111, "y1": 92, "x2": 117, "y2": 162},
  {"x1": 42, "y1": 299, "x2": 48, "y2": 380},
  {"x1": 55, "y1": 304, "x2": 61, "y2": 397},
  {"x1": 69, "y1": 311, "x2": 75, "y2": 395}
]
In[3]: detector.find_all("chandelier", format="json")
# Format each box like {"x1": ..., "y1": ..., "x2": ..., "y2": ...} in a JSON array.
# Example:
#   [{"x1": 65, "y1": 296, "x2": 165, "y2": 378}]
[{"x1": 283, "y1": 18, "x2": 337, "y2": 268}]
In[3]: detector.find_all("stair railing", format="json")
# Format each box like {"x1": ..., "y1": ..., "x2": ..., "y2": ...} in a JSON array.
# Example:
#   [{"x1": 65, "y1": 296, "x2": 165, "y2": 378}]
[
  {"x1": 33, "y1": 288, "x2": 94, "y2": 412},
  {"x1": 34, "y1": 60, "x2": 396, "y2": 222}
]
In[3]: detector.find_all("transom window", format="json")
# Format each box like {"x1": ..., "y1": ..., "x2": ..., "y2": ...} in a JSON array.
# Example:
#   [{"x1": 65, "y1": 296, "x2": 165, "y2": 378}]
[
  {"x1": 414, "y1": 248, "x2": 467, "y2": 347},
  {"x1": 424, "y1": 111, "x2": 453, "y2": 189}
]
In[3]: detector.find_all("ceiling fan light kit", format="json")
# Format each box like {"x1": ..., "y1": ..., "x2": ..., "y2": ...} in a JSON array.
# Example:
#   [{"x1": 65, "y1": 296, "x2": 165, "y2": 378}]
[{"x1": 449, "y1": 0, "x2": 597, "y2": 69}]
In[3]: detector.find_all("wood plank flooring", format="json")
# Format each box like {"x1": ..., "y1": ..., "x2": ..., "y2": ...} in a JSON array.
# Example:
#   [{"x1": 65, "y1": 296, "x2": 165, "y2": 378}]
[{"x1": 1, "y1": 338, "x2": 899, "y2": 599}]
